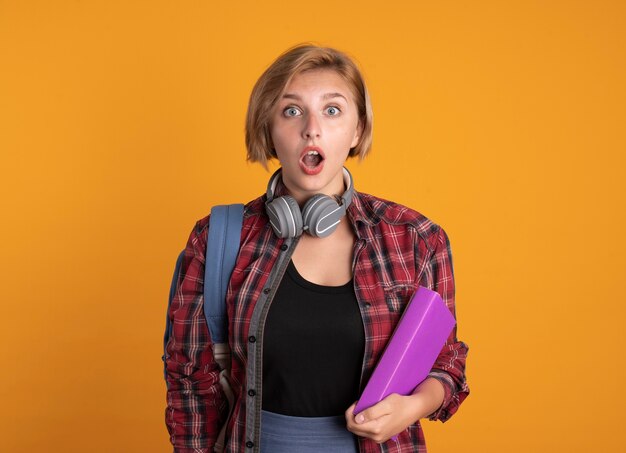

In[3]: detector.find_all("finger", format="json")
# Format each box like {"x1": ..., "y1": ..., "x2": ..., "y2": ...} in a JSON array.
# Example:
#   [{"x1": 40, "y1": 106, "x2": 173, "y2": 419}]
[
  {"x1": 354, "y1": 397, "x2": 394, "y2": 424},
  {"x1": 347, "y1": 419, "x2": 388, "y2": 443},
  {"x1": 346, "y1": 405, "x2": 378, "y2": 435},
  {"x1": 345, "y1": 403, "x2": 358, "y2": 425}
]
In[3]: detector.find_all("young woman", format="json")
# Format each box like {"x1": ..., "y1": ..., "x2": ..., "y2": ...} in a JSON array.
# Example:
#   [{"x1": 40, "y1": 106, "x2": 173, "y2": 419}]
[{"x1": 165, "y1": 44, "x2": 469, "y2": 453}]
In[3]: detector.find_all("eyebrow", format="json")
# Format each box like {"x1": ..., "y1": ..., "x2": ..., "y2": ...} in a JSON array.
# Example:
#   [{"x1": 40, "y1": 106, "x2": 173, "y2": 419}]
[{"x1": 281, "y1": 92, "x2": 348, "y2": 102}]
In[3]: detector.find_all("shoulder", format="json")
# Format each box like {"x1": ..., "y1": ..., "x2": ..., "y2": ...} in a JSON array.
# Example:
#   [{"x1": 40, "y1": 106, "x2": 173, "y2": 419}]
[
  {"x1": 190, "y1": 194, "x2": 269, "y2": 249},
  {"x1": 350, "y1": 191, "x2": 447, "y2": 250}
]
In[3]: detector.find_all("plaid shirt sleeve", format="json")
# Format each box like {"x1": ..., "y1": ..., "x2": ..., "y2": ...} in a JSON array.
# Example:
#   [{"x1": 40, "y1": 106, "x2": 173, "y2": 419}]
[
  {"x1": 164, "y1": 218, "x2": 226, "y2": 452},
  {"x1": 425, "y1": 226, "x2": 470, "y2": 422}
]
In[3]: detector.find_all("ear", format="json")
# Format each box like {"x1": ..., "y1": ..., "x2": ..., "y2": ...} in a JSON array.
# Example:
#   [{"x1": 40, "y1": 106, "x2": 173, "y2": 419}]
[{"x1": 350, "y1": 120, "x2": 364, "y2": 148}]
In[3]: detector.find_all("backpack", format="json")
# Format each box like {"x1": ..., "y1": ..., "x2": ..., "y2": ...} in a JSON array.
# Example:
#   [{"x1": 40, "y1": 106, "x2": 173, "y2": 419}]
[{"x1": 163, "y1": 203, "x2": 244, "y2": 452}]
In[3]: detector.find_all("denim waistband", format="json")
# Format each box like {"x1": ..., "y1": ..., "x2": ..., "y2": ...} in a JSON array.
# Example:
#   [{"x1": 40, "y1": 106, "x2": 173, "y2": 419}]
[{"x1": 260, "y1": 410, "x2": 359, "y2": 452}]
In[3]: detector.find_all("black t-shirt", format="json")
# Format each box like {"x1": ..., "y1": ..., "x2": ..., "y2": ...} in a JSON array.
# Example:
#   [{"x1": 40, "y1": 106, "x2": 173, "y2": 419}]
[{"x1": 262, "y1": 260, "x2": 365, "y2": 416}]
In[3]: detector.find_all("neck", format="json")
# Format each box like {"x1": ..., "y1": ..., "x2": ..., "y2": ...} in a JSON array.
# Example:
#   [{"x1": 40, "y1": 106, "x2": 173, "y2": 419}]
[
  {"x1": 287, "y1": 184, "x2": 346, "y2": 207},
  {"x1": 281, "y1": 174, "x2": 347, "y2": 207}
]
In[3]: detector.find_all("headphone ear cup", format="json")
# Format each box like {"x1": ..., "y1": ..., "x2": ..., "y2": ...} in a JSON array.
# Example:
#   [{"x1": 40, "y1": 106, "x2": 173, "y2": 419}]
[
  {"x1": 266, "y1": 196, "x2": 303, "y2": 238},
  {"x1": 302, "y1": 194, "x2": 345, "y2": 238}
]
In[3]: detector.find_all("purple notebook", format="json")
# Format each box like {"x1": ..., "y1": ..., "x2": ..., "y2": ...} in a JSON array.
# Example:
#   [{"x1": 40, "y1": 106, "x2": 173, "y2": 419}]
[{"x1": 354, "y1": 286, "x2": 456, "y2": 414}]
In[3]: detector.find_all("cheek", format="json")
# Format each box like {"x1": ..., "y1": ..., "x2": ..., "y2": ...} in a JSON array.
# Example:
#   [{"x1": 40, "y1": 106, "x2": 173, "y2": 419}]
[
  {"x1": 269, "y1": 130, "x2": 295, "y2": 163},
  {"x1": 269, "y1": 122, "x2": 283, "y2": 145},
  {"x1": 270, "y1": 121, "x2": 300, "y2": 148},
  {"x1": 338, "y1": 125, "x2": 359, "y2": 146},
  {"x1": 270, "y1": 129, "x2": 287, "y2": 151},
  {"x1": 269, "y1": 117, "x2": 284, "y2": 137}
]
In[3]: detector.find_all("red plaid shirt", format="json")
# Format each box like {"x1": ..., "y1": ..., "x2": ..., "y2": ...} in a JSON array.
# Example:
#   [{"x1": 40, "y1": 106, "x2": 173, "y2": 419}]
[{"x1": 165, "y1": 188, "x2": 469, "y2": 453}]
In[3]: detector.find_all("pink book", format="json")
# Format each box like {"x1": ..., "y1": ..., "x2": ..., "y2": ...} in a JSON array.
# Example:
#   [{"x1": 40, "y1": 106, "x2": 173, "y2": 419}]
[{"x1": 354, "y1": 286, "x2": 456, "y2": 414}]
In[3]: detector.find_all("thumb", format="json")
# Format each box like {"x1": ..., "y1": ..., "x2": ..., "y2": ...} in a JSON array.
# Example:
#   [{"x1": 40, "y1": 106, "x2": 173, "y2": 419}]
[
  {"x1": 355, "y1": 397, "x2": 394, "y2": 424},
  {"x1": 355, "y1": 406, "x2": 375, "y2": 424},
  {"x1": 348, "y1": 402, "x2": 368, "y2": 424}
]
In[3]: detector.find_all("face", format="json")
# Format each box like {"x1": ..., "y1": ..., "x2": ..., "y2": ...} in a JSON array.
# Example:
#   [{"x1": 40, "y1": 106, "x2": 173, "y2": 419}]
[{"x1": 269, "y1": 69, "x2": 362, "y2": 204}]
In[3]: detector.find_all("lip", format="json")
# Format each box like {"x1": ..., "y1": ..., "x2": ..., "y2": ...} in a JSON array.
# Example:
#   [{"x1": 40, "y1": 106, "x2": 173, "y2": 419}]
[
  {"x1": 300, "y1": 146, "x2": 325, "y2": 160},
  {"x1": 299, "y1": 146, "x2": 325, "y2": 175}
]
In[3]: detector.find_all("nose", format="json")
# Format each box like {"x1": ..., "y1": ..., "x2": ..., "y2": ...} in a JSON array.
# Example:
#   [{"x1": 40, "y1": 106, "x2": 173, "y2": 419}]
[{"x1": 302, "y1": 113, "x2": 321, "y2": 140}]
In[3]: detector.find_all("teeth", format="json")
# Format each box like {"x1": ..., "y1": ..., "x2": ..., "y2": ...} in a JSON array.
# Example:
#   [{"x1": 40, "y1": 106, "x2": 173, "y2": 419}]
[{"x1": 307, "y1": 151, "x2": 319, "y2": 156}]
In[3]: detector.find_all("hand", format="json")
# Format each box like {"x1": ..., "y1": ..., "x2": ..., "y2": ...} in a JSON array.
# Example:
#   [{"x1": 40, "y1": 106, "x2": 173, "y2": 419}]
[
  {"x1": 345, "y1": 393, "x2": 419, "y2": 443},
  {"x1": 345, "y1": 378, "x2": 445, "y2": 444}
]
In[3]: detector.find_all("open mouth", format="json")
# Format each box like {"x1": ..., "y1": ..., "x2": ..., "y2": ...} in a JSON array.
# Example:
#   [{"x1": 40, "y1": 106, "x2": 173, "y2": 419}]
[
  {"x1": 299, "y1": 147, "x2": 325, "y2": 175},
  {"x1": 302, "y1": 150, "x2": 323, "y2": 168}
]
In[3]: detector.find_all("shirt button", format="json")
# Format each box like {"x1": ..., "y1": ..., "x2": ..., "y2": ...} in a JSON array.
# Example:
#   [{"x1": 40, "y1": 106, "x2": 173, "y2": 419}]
[
  {"x1": 263, "y1": 287, "x2": 270, "y2": 294},
  {"x1": 248, "y1": 389, "x2": 256, "y2": 397},
  {"x1": 246, "y1": 441, "x2": 254, "y2": 448},
  {"x1": 280, "y1": 244, "x2": 288, "y2": 251},
  {"x1": 248, "y1": 336, "x2": 256, "y2": 343}
]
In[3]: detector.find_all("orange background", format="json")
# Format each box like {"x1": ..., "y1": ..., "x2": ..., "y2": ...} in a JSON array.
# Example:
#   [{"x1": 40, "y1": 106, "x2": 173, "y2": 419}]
[{"x1": 1, "y1": 1, "x2": 625, "y2": 452}]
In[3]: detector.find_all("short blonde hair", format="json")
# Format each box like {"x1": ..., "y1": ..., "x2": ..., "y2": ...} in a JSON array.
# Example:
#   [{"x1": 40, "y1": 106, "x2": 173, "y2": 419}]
[{"x1": 245, "y1": 44, "x2": 373, "y2": 168}]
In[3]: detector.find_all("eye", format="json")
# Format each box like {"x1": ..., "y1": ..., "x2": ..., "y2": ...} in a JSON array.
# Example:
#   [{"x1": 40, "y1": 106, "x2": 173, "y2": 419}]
[
  {"x1": 325, "y1": 106, "x2": 341, "y2": 116},
  {"x1": 283, "y1": 106, "x2": 301, "y2": 117}
]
